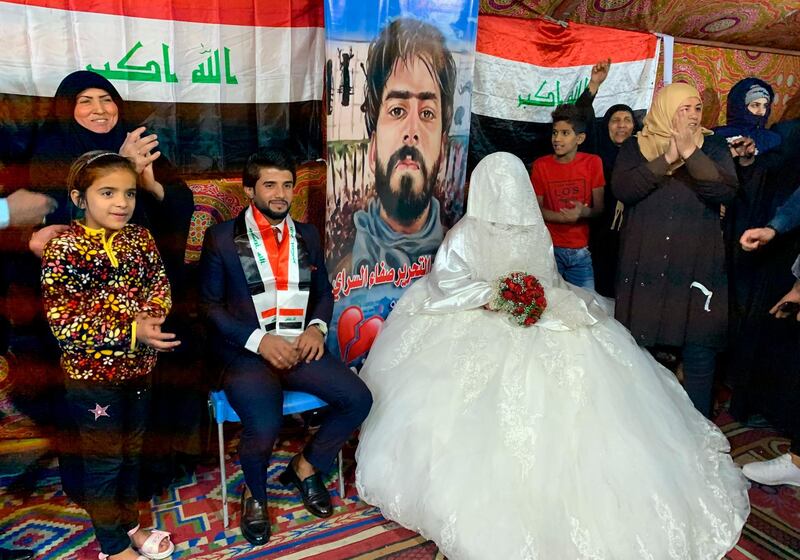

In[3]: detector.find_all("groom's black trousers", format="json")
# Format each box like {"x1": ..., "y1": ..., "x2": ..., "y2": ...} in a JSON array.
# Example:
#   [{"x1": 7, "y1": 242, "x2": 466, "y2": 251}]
[{"x1": 222, "y1": 351, "x2": 372, "y2": 503}]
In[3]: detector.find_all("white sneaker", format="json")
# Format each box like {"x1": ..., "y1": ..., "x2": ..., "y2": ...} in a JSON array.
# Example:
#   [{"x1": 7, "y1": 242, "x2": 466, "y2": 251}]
[{"x1": 742, "y1": 454, "x2": 800, "y2": 487}]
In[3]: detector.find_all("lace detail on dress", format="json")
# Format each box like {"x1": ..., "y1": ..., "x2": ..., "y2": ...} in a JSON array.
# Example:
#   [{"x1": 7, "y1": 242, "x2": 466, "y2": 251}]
[
  {"x1": 499, "y1": 363, "x2": 543, "y2": 478},
  {"x1": 520, "y1": 533, "x2": 540, "y2": 560},
  {"x1": 439, "y1": 512, "x2": 458, "y2": 557},
  {"x1": 570, "y1": 517, "x2": 605, "y2": 560},
  {"x1": 697, "y1": 497, "x2": 734, "y2": 551},
  {"x1": 381, "y1": 314, "x2": 434, "y2": 371},
  {"x1": 451, "y1": 313, "x2": 495, "y2": 405},
  {"x1": 653, "y1": 494, "x2": 690, "y2": 559},
  {"x1": 635, "y1": 536, "x2": 656, "y2": 560},
  {"x1": 590, "y1": 325, "x2": 633, "y2": 369},
  {"x1": 385, "y1": 493, "x2": 402, "y2": 521},
  {"x1": 465, "y1": 222, "x2": 559, "y2": 289},
  {"x1": 541, "y1": 345, "x2": 587, "y2": 405}
]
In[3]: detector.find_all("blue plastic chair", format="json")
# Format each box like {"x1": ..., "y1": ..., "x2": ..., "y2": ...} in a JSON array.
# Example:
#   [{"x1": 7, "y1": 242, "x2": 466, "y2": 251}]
[{"x1": 208, "y1": 389, "x2": 345, "y2": 527}]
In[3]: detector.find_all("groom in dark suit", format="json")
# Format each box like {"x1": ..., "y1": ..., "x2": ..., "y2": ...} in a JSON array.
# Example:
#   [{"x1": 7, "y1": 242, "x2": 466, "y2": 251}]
[{"x1": 199, "y1": 149, "x2": 372, "y2": 545}]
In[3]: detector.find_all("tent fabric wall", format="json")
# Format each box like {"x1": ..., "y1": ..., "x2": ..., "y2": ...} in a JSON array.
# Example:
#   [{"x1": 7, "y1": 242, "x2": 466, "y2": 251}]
[
  {"x1": 478, "y1": 0, "x2": 800, "y2": 52},
  {"x1": 478, "y1": 1, "x2": 800, "y2": 128},
  {"x1": 663, "y1": 43, "x2": 800, "y2": 127}
]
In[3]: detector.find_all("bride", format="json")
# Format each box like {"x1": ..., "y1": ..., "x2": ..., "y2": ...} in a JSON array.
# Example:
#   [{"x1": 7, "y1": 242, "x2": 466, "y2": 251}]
[{"x1": 355, "y1": 152, "x2": 749, "y2": 559}]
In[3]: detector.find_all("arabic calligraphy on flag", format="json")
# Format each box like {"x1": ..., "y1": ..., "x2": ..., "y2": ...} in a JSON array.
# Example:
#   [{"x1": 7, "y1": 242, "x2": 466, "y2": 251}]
[
  {"x1": 0, "y1": 0, "x2": 324, "y2": 170},
  {"x1": 0, "y1": 0, "x2": 322, "y2": 104},
  {"x1": 473, "y1": 16, "x2": 659, "y2": 124}
]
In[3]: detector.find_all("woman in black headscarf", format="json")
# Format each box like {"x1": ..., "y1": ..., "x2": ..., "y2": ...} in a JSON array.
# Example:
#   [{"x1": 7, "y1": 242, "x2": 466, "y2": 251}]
[
  {"x1": 589, "y1": 104, "x2": 640, "y2": 297},
  {"x1": 714, "y1": 78, "x2": 800, "y2": 426},
  {"x1": 25, "y1": 70, "x2": 196, "y2": 503},
  {"x1": 30, "y1": 70, "x2": 194, "y2": 281}
]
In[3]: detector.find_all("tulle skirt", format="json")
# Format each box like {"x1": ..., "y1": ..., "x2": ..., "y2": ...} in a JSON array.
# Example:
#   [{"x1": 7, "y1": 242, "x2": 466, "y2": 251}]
[{"x1": 356, "y1": 299, "x2": 749, "y2": 560}]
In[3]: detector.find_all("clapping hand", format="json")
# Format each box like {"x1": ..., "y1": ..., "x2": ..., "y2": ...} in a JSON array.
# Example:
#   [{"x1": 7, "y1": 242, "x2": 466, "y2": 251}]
[
  {"x1": 729, "y1": 136, "x2": 756, "y2": 165},
  {"x1": 664, "y1": 136, "x2": 680, "y2": 165},
  {"x1": 671, "y1": 110, "x2": 697, "y2": 160},
  {"x1": 135, "y1": 313, "x2": 180, "y2": 351},
  {"x1": 119, "y1": 126, "x2": 164, "y2": 200},
  {"x1": 560, "y1": 201, "x2": 585, "y2": 223}
]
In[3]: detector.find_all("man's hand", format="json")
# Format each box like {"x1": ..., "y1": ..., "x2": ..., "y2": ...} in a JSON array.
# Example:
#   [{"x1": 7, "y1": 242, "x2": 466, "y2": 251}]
[
  {"x1": 135, "y1": 313, "x2": 180, "y2": 351},
  {"x1": 770, "y1": 280, "x2": 800, "y2": 320},
  {"x1": 7, "y1": 190, "x2": 57, "y2": 226},
  {"x1": 295, "y1": 325, "x2": 325, "y2": 363},
  {"x1": 588, "y1": 58, "x2": 611, "y2": 95},
  {"x1": 671, "y1": 111, "x2": 697, "y2": 160},
  {"x1": 740, "y1": 227, "x2": 776, "y2": 251},
  {"x1": 29, "y1": 224, "x2": 70, "y2": 257},
  {"x1": 258, "y1": 333, "x2": 300, "y2": 369},
  {"x1": 559, "y1": 202, "x2": 585, "y2": 223}
]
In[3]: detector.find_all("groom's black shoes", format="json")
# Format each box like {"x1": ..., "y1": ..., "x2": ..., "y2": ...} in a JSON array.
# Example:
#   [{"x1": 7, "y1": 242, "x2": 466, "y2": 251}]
[
  {"x1": 279, "y1": 456, "x2": 333, "y2": 518},
  {"x1": 240, "y1": 492, "x2": 271, "y2": 545}
]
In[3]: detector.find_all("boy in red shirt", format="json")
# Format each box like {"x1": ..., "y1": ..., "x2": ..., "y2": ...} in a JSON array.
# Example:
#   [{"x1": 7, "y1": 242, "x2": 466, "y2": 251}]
[{"x1": 531, "y1": 104, "x2": 605, "y2": 289}]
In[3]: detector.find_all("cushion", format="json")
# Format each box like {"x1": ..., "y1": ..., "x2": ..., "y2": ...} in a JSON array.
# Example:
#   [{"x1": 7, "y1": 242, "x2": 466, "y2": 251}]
[{"x1": 184, "y1": 161, "x2": 326, "y2": 263}]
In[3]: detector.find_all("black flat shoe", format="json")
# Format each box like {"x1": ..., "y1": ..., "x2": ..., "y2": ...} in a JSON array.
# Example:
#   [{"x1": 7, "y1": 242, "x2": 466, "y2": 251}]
[
  {"x1": 240, "y1": 492, "x2": 271, "y2": 546},
  {"x1": 278, "y1": 457, "x2": 333, "y2": 518}
]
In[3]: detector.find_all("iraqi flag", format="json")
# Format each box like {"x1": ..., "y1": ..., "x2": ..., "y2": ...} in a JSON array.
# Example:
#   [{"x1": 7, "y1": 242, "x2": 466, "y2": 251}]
[
  {"x1": 469, "y1": 15, "x2": 659, "y2": 170},
  {"x1": 0, "y1": 0, "x2": 324, "y2": 172}
]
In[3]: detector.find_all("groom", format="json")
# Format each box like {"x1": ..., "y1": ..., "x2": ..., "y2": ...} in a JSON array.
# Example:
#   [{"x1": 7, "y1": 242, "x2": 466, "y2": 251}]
[{"x1": 200, "y1": 149, "x2": 372, "y2": 545}]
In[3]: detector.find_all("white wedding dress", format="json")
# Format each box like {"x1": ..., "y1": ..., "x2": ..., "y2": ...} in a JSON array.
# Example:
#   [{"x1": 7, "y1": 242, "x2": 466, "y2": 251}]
[{"x1": 355, "y1": 153, "x2": 749, "y2": 560}]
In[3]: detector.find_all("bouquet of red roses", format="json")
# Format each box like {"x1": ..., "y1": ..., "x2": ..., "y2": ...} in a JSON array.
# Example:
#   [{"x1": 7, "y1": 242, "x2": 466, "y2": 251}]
[{"x1": 488, "y1": 272, "x2": 547, "y2": 327}]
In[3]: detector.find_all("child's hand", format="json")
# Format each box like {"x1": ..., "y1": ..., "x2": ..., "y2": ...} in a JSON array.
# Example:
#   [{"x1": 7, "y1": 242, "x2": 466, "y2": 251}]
[
  {"x1": 559, "y1": 202, "x2": 584, "y2": 223},
  {"x1": 135, "y1": 313, "x2": 180, "y2": 351}
]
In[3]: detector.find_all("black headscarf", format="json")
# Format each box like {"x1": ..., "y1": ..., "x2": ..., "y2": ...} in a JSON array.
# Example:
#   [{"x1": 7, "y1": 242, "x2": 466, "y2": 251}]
[
  {"x1": 713, "y1": 77, "x2": 781, "y2": 154},
  {"x1": 597, "y1": 104, "x2": 639, "y2": 181},
  {"x1": 37, "y1": 70, "x2": 128, "y2": 159},
  {"x1": 29, "y1": 70, "x2": 194, "y2": 290},
  {"x1": 30, "y1": 71, "x2": 130, "y2": 221}
]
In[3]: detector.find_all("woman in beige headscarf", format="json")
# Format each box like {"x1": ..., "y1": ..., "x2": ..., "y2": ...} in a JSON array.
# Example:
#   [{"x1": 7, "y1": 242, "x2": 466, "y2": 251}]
[{"x1": 611, "y1": 82, "x2": 738, "y2": 418}]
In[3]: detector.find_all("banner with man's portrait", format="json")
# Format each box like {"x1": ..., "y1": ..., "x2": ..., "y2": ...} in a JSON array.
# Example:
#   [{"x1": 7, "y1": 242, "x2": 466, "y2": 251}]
[{"x1": 324, "y1": 0, "x2": 478, "y2": 367}]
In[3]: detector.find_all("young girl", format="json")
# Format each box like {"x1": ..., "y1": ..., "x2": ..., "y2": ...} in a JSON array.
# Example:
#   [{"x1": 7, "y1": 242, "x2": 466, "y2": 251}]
[{"x1": 41, "y1": 151, "x2": 180, "y2": 560}]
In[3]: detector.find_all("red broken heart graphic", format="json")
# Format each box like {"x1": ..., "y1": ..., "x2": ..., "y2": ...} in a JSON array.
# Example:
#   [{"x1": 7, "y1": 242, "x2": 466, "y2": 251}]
[{"x1": 337, "y1": 305, "x2": 384, "y2": 363}]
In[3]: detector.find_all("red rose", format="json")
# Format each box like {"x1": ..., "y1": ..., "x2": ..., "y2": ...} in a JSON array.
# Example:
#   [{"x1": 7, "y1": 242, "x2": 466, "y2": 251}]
[{"x1": 503, "y1": 290, "x2": 514, "y2": 299}]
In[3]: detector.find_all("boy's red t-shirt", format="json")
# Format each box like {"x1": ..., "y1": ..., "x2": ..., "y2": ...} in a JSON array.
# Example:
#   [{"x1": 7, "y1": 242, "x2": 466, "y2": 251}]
[{"x1": 530, "y1": 152, "x2": 605, "y2": 249}]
